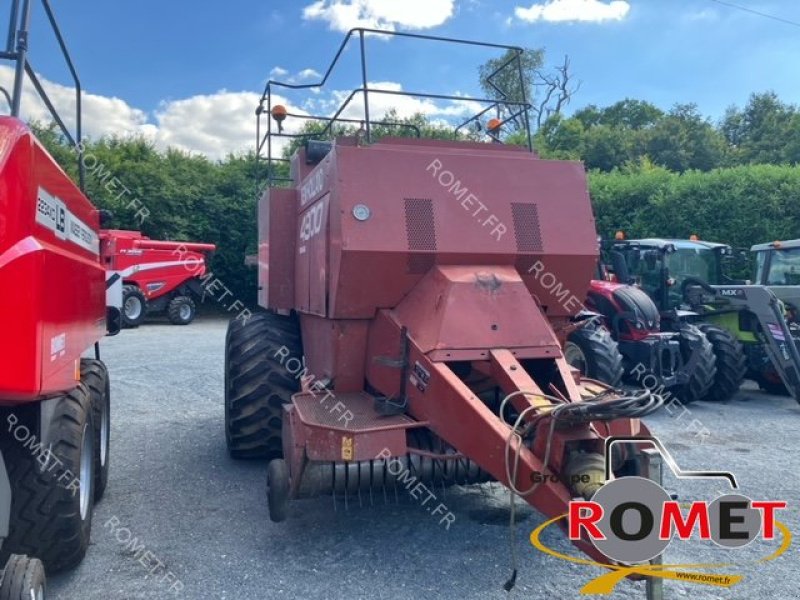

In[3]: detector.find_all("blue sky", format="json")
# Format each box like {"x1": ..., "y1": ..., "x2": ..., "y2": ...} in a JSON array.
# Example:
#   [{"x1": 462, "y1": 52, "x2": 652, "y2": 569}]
[{"x1": 6, "y1": 0, "x2": 800, "y2": 158}]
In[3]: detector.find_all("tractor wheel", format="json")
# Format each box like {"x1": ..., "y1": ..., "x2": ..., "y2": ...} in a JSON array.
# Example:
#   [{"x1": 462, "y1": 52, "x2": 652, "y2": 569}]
[
  {"x1": 698, "y1": 324, "x2": 746, "y2": 402},
  {"x1": 81, "y1": 358, "x2": 110, "y2": 501},
  {"x1": 565, "y1": 323, "x2": 624, "y2": 387},
  {"x1": 266, "y1": 458, "x2": 290, "y2": 523},
  {"x1": 674, "y1": 324, "x2": 716, "y2": 405},
  {"x1": 167, "y1": 295, "x2": 196, "y2": 326},
  {"x1": 121, "y1": 285, "x2": 147, "y2": 328},
  {"x1": 1, "y1": 386, "x2": 95, "y2": 572},
  {"x1": 225, "y1": 312, "x2": 302, "y2": 459},
  {"x1": 0, "y1": 555, "x2": 46, "y2": 600}
]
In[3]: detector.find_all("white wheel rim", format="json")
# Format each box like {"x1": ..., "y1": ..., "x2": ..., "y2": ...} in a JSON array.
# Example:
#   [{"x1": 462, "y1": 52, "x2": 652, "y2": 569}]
[
  {"x1": 179, "y1": 304, "x2": 192, "y2": 320},
  {"x1": 79, "y1": 423, "x2": 93, "y2": 520},
  {"x1": 564, "y1": 342, "x2": 588, "y2": 374},
  {"x1": 124, "y1": 296, "x2": 142, "y2": 320}
]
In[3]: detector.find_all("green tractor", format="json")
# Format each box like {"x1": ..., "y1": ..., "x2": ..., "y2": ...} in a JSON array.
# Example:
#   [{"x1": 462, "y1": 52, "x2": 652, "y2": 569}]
[{"x1": 607, "y1": 237, "x2": 800, "y2": 402}]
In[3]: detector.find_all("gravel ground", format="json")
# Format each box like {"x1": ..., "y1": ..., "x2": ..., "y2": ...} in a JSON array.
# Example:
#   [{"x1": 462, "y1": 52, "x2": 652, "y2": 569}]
[{"x1": 49, "y1": 317, "x2": 799, "y2": 600}]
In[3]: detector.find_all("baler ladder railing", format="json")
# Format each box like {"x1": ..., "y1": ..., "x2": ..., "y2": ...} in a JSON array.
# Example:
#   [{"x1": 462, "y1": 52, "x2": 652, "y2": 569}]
[
  {"x1": 256, "y1": 27, "x2": 534, "y2": 186},
  {"x1": 1, "y1": 0, "x2": 85, "y2": 190}
]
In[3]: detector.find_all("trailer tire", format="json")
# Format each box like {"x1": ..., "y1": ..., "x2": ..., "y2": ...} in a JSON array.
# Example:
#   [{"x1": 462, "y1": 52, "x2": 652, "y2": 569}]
[
  {"x1": 0, "y1": 555, "x2": 46, "y2": 600},
  {"x1": 674, "y1": 324, "x2": 716, "y2": 405},
  {"x1": 0, "y1": 386, "x2": 95, "y2": 572},
  {"x1": 81, "y1": 358, "x2": 110, "y2": 501},
  {"x1": 225, "y1": 312, "x2": 302, "y2": 459},
  {"x1": 266, "y1": 459, "x2": 290, "y2": 522},
  {"x1": 167, "y1": 296, "x2": 196, "y2": 326},
  {"x1": 122, "y1": 285, "x2": 147, "y2": 328},
  {"x1": 698, "y1": 324, "x2": 746, "y2": 402},
  {"x1": 565, "y1": 323, "x2": 624, "y2": 387}
]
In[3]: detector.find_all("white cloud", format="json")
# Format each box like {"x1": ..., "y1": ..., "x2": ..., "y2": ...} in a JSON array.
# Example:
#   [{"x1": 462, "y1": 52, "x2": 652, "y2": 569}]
[
  {"x1": 514, "y1": 0, "x2": 629, "y2": 23},
  {"x1": 302, "y1": 0, "x2": 455, "y2": 32},
  {"x1": 297, "y1": 68, "x2": 322, "y2": 81},
  {"x1": 269, "y1": 66, "x2": 289, "y2": 78}
]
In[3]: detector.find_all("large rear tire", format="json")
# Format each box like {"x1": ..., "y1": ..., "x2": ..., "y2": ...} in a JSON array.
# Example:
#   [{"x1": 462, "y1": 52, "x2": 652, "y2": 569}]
[
  {"x1": 121, "y1": 285, "x2": 147, "y2": 328},
  {"x1": 565, "y1": 323, "x2": 624, "y2": 387},
  {"x1": 0, "y1": 555, "x2": 46, "y2": 600},
  {"x1": 1, "y1": 386, "x2": 95, "y2": 572},
  {"x1": 224, "y1": 312, "x2": 302, "y2": 459},
  {"x1": 81, "y1": 358, "x2": 110, "y2": 501},
  {"x1": 674, "y1": 324, "x2": 716, "y2": 405},
  {"x1": 698, "y1": 324, "x2": 746, "y2": 402}
]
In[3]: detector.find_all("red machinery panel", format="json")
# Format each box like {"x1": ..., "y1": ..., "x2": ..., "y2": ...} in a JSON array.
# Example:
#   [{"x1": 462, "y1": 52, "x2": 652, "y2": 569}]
[
  {"x1": 258, "y1": 188, "x2": 297, "y2": 311},
  {"x1": 0, "y1": 117, "x2": 105, "y2": 402}
]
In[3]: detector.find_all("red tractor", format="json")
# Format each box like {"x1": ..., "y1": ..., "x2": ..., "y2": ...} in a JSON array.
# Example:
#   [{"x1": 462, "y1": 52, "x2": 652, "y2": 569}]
[
  {"x1": 100, "y1": 229, "x2": 216, "y2": 327},
  {"x1": 225, "y1": 29, "x2": 660, "y2": 578},
  {"x1": 0, "y1": 1, "x2": 120, "y2": 595}
]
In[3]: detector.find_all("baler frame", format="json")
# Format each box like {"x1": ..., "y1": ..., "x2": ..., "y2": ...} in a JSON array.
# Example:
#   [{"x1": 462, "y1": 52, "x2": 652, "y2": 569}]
[{"x1": 255, "y1": 28, "x2": 535, "y2": 186}]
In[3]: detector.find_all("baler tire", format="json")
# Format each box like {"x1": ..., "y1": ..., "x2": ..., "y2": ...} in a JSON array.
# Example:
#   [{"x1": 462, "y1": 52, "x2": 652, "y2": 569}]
[
  {"x1": 0, "y1": 385, "x2": 95, "y2": 573},
  {"x1": 266, "y1": 459, "x2": 290, "y2": 523},
  {"x1": 0, "y1": 555, "x2": 46, "y2": 600},
  {"x1": 697, "y1": 324, "x2": 746, "y2": 402},
  {"x1": 565, "y1": 323, "x2": 624, "y2": 387},
  {"x1": 81, "y1": 358, "x2": 110, "y2": 502},
  {"x1": 122, "y1": 285, "x2": 147, "y2": 328},
  {"x1": 225, "y1": 312, "x2": 302, "y2": 460},
  {"x1": 167, "y1": 296, "x2": 196, "y2": 326},
  {"x1": 674, "y1": 324, "x2": 716, "y2": 405}
]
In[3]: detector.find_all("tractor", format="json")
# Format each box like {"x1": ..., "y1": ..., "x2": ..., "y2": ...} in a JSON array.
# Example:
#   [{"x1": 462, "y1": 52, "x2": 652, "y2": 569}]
[
  {"x1": 608, "y1": 237, "x2": 800, "y2": 401},
  {"x1": 0, "y1": 0, "x2": 121, "y2": 594},
  {"x1": 101, "y1": 229, "x2": 216, "y2": 327},
  {"x1": 567, "y1": 277, "x2": 716, "y2": 404},
  {"x1": 752, "y1": 239, "x2": 800, "y2": 322},
  {"x1": 224, "y1": 28, "x2": 661, "y2": 577}
]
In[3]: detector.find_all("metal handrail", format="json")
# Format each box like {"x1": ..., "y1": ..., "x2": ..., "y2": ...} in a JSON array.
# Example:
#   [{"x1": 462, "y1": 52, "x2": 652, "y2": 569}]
[
  {"x1": 2, "y1": 0, "x2": 85, "y2": 190},
  {"x1": 257, "y1": 27, "x2": 534, "y2": 186}
]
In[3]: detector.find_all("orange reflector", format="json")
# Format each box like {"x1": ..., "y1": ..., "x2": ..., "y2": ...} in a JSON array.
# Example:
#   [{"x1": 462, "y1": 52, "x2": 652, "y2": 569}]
[
  {"x1": 271, "y1": 105, "x2": 287, "y2": 122},
  {"x1": 487, "y1": 118, "x2": 502, "y2": 132},
  {"x1": 689, "y1": 234, "x2": 699, "y2": 241},
  {"x1": 75, "y1": 360, "x2": 81, "y2": 381},
  {"x1": 774, "y1": 240, "x2": 782, "y2": 248},
  {"x1": 615, "y1": 231, "x2": 625, "y2": 240}
]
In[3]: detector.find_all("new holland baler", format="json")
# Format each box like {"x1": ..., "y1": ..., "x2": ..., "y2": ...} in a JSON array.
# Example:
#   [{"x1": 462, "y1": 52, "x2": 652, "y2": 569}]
[
  {"x1": 0, "y1": 0, "x2": 120, "y2": 594},
  {"x1": 225, "y1": 28, "x2": 662, "y2": 580}
]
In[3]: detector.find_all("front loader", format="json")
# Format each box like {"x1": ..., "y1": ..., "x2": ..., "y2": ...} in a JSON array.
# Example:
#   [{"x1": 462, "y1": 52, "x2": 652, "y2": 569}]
[
  {"x1": 0, "y1": 0, "x2": 121, "y2": 595},
  {"x1": 225, "y1": 28, "x2": 661, "y2": 579},
  {"x1": 608, "y1": 237, "x2": 800, "y2": 402}
]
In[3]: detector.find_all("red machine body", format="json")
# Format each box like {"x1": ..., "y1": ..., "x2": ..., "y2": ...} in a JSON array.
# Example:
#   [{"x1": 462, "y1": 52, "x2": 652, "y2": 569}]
[
  {"x1": 100, "y1": 229, "x2": 215, "y2": 302},
  {"x1": 0, "y1": 117, "x2": 105, "y2": 403}
]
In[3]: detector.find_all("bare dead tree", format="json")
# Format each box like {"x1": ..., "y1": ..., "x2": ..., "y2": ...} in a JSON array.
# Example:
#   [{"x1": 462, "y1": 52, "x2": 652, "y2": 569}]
[{"x1": 532, "y1": 55, "x2": 582, "y2": 129}]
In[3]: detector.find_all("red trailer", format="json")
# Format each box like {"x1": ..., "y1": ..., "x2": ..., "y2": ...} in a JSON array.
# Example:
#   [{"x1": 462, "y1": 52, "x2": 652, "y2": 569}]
[
  {"x1": 100, "y1": 229, "x2": 216, "y2": 327},
  {"x1": 0, "y1": 0, "x2": 120, "y2": 594}
]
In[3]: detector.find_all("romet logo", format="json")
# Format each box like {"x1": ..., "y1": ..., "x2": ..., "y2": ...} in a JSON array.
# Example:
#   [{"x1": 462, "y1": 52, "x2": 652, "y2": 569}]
[{"x1": 530, "y1": 436, "x2": 791, "y2": 595}]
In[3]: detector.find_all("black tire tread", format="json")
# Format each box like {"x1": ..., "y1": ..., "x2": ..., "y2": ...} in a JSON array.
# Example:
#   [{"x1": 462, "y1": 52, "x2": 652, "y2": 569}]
[
  {"x1": 121, "y1": 285, "x2": 147, "y2": 328},
  {"x1": 81, "y1": 358, "x2": 110, "y2": 501},
  {"x1": 225, "y1": 312, "x2": 302, "y2": 459},
  {"x1": 0, "y1": 386, "x2": 94, "y2": 572},
  {"x1": 566, "y1": 323, "x2": 625, "y2": 387},
  {"x1": 167, "y1": 295, "x2": 196, "y2": 326},
  {"x1": 675, "y1": 324, "x2": 717, "y2": 404},
  {"x1": 698, "y1": 324, "x2": 746, "y2": 401}
]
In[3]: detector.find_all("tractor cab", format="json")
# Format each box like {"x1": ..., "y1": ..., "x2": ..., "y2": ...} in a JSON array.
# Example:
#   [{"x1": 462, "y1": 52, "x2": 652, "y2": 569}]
[
  {"x1": 607, "y1": 238, "x2": 733, "y2": 311},
  {"x1": 752, "y1": 240, "x2": 800, "y2": 323}
]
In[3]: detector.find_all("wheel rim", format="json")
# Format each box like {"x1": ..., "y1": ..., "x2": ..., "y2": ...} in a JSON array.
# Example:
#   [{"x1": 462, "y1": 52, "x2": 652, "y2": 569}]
[
  {"x1": 79, "y1": 423, "x2": 93, "y2": 520},
  {"x1": 179, "y1": 303, "x2": 192, "y2": 321},
  {"x1": 124, "y1": 296, "x2": 142, "y2": 320},
  {"x1": 564, "y1": 342, "x2": 588, "y2": 374},
  {"x1": 100, "y1": 391, "x2": 109, "y2": 468}
]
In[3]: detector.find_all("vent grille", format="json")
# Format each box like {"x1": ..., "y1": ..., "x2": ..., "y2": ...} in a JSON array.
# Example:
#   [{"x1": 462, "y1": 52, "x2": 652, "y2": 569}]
[
  {"x1": 511, "y1": 203, "x2": 543, "y2": 252},
  {"x1": 405, "y1": 198, "x2": 436, "y2": 274}
]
